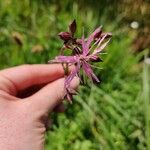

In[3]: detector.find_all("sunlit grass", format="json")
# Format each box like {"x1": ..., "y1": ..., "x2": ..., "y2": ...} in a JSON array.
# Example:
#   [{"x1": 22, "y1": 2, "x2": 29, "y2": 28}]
[{"x1": 143, "y1": 52, "x2": 150, "y2": 149}]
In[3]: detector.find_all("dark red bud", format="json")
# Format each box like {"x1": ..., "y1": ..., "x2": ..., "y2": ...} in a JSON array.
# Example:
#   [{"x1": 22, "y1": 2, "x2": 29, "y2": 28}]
[
  {"x1": 94, "y1": 30, "x2": 102, "y2": 39},
  {"x1": 69, "y1": 20, "x2": 77, "y2": 36},
  {"x1": 58, "y1": 32, "x2": 72, "y2": 41}
]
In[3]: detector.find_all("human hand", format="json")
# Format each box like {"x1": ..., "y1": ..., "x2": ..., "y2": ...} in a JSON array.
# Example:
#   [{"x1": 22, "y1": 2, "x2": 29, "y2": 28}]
[{"x1": 0, "y1": 64, "x2": 79, "y2": 150}]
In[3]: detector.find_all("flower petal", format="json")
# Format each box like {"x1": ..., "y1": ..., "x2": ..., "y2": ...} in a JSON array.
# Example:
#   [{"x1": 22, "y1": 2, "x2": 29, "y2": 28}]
[
  {"x1": 83, "y1": 27, "x2": 101, "y2": 56},
  {"x1": 49, "y1": 55, "x2": 79, "y2": 64},
  {"x1": 82, "y1": 61, "x2": 100, "y2": 82},
  {"x1": 93, "y1": 38, "x2": 110, "y2": 55},
  {"x1": 64, "y1": 63, "x2": 80, "y2": 102},
  {"x1": 87, "y1": 27, "x2": 102, "y2": 47},
  {"x1": 65, "y1": 63, "x2": 80, "y2": 88},
  {"x1": 82, "y1": 35, "x2": 87, "y2": 55}
]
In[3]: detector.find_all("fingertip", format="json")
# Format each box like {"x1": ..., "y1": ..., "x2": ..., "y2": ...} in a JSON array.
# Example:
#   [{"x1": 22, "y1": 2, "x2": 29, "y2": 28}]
[
  {"x1": 26, "y1": 76, "x2": 80, "y2": 113},
  {"x1": 70, "y1": 76, "x2": 80, "y2": 90}
]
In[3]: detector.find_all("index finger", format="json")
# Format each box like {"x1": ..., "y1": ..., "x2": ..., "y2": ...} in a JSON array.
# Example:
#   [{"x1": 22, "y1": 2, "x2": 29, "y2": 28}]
[{"x1": 0, "y1": 64, "x2": 70, "y2": 95}]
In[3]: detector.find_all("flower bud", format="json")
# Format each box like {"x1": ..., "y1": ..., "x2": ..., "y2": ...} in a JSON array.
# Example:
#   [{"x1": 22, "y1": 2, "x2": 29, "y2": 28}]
[
  {"x1": 69, "y1": 20, "x2": 76, "y2": 36},
  {"x1": 58, "y1": 32, "x2": 72, "y2": 41},
  {"x1": 94, "y1": 30, "x2": 102, "y2": 39}
]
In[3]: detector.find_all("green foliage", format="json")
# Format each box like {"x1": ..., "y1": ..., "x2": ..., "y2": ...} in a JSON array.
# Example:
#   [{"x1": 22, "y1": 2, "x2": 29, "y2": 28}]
[
  {"x1": 45, "y1": 36, "x2": 147, "y2": 150},
  {"x1": 143, "y1": 53, "x2": 150, "y2": 150},
  {"x1": 0, "y1": 0, "x2": 149, "y2": 150}
]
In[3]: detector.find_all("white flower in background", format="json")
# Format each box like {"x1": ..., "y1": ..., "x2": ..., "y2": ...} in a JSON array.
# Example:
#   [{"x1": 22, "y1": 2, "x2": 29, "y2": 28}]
[{"x1": 130, "y1": 21, "x2": 139, "y2": 29}]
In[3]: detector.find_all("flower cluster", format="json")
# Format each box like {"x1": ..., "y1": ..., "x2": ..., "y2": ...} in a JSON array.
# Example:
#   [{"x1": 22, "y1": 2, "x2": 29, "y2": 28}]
[{"x1": 49, "y1": 20, "x2": 112, "y2": 103}]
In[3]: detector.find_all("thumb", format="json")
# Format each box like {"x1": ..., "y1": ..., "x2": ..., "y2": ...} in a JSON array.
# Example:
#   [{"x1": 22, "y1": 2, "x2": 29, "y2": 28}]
[{"x1": 26, "y1": 77, "x2": 79, "y2": 113}]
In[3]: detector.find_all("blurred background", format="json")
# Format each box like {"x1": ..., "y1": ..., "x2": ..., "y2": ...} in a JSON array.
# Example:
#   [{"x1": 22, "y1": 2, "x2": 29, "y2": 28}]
[{"x1": 0, "y1": 0, "x2": 149, "y2": 149}]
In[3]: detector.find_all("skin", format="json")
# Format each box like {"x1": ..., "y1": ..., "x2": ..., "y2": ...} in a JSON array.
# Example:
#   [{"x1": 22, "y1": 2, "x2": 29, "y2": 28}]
[{"x1": 0, "y1": 64, "x2": 79, "y2": 150}]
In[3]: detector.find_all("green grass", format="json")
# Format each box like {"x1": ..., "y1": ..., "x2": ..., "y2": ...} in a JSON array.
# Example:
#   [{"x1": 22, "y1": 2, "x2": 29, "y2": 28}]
[
  {"x1": 0, "y1": 1, "x2": 149, "y2": 150},
  {"x1": 143, "y1": 53, "x2": 150, "y2": 150},
  {"x1": 45, "y1": 37, "x2": 147, "y2": 150}
]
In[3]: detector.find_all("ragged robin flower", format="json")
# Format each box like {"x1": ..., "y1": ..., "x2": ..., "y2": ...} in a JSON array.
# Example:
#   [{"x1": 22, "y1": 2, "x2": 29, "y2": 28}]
[{"x1": 49, "y1": 22, "x2": 112, "y2": 102}]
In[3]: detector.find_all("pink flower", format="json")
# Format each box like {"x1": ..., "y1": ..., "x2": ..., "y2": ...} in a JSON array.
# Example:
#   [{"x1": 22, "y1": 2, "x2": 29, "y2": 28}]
[{"x1": 49, "y1": 27, "x2": 111, "y2": 102}]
